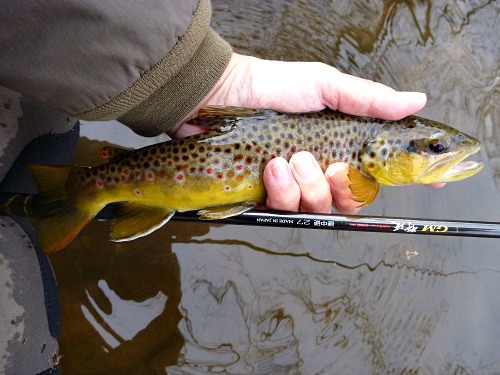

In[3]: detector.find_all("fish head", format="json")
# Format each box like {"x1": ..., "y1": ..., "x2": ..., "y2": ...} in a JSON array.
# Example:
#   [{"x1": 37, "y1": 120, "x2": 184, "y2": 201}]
[{"x1": 359, "y1": 117, "x2": 483, "y2": 186}]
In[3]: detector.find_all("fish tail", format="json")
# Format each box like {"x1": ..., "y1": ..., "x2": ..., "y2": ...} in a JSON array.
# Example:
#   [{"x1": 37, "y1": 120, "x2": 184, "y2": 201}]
[{"x1": 28, "y1": 164, "x2": 100, "y2": 254}]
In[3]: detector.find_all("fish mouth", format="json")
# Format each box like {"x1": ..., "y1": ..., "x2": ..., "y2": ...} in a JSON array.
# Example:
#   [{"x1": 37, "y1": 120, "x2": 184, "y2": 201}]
[
  {"x1": 439, "y1": 160, "x2": 484, "y2": 181},
  {"x1": 424, "y1": 151, "x2": 483, "y2": 183}
]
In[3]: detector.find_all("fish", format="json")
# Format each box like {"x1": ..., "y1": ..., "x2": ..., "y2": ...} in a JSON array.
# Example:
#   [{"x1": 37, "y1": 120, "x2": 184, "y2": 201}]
[{"x1": 27, "y1": 106, "x2": 483, "y2": 254}]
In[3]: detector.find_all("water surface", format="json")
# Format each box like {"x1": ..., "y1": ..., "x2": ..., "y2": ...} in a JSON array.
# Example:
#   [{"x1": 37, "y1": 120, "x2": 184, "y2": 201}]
[{"x1": 51, "y1": 1, "x2": 500, "y2": 374}]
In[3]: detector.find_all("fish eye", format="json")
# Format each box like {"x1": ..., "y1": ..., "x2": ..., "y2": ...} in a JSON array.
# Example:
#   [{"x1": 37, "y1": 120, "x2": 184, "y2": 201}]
[{"x1": 428, "y1": 139, "x2": 447, "y2": 154}]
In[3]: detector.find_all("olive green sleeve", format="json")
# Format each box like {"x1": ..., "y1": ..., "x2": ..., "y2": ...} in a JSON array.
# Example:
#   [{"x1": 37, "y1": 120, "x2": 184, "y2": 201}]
[
  {"x1": 0, "y1": 0, "x2": 232, "y2": 136},
  {"x1": 79, "y1": 0, "x2": 232, "y2": 136}
]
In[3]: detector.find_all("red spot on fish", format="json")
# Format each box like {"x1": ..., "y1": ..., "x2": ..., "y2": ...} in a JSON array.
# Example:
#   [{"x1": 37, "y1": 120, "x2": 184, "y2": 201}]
[
  {"x1": 344, "y1": 157, "x2": 349, "y2": 163},
  {"x1": 100, "y1": 149, "x2": 108, "y2": 158},
  {"x1": 135, "y1": 189, "x2": 142, "y2": 196},
  {"x1": 323, "y1": 149, "x2": 328, "y2": 154},
  {"x1": 123, "y1": 169, "x2": 129, "y2": 175},
  {"x1": 135, "y1": 170, "x2": 141, "y2": 177},
  {"x1": 96, "y1": 180, "x2": 104, "y2": 188},
  {"x1": 206, "y1": 168, "x2": 213, "y2": 174},
  {"x1": 167, "y1": 161, "x2": 173, "y2": 167},
  {"x1": 248, "y1": 185, "x2": 253, "y2": 189},
  {"x1": 236, "y1": 165, "x2": 243, "y2": 171},
  {"x1": 177, "y1": 174, "x2": 184, "y2": 181},
  {"x1": 190, "y1": 167, "x2": 196, "y2": 173},
  {"x1": 225, "y1": 186, "x2": 230, "y2": 191},
  {"x1": 147, "y1": 172, "x2": 154, "y2": 180},
  {"x1": 255, "y1": 147, "x2": 261, "y2": 153}
]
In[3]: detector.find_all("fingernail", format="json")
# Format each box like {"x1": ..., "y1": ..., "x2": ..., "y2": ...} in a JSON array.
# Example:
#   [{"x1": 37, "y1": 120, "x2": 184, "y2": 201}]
[
  {"x1": 292, "y1": 154, "x2": 319, "y2": 181},
  {"x1": 271, "y1": 158, "x2": 290, "y2": 185}
]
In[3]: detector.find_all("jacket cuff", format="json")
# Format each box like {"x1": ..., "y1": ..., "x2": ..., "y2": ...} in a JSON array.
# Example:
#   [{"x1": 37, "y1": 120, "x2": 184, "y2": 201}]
[{"x1": 78, "y1": 0, "x2": 232, "y2": 136}]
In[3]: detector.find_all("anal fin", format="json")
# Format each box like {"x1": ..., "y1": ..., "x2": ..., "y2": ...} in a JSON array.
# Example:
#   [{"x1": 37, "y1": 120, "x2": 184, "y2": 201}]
[
  {"x1": 198, "y1": 202, "x2": 257, "y2": 220},
  {"x1": 347, "y1": 165, "x2": 380, "y2": 207},
  {"x1": 110, "y1": 203, "x2": 175, "y2": 242}
]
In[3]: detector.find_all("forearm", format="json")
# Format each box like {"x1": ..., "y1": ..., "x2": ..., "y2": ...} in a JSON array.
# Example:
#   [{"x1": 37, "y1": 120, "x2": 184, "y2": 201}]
[{"x1": 0, "y1": 0, "x2": 232, "y2": 136}]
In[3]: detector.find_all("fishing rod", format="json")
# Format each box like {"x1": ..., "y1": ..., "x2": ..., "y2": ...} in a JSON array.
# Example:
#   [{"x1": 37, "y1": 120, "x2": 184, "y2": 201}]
[{"x1": 1, "y1": 192, "x2": 499, "y2": 238}]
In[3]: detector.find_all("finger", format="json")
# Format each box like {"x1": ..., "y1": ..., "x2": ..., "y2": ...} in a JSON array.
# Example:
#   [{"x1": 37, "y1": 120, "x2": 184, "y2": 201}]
[
  {"x1": 325, "y1": 162, "x2": 361, "y2": 215},
  {"x1": 263, "y1": 157, "x2": 301, "y2": 211},
  {"x1": 427, "y1": 183, "x2": 446, "y2": 188},
  {"x1": 168, "y1": 123, "x2": 211, "y2": 139},
  {"x1": 289, "y1": 152, "x2": 332, "y2": 213},
  {"x1": 323, "y1": 68, "x2": 427, "y2": 120}
]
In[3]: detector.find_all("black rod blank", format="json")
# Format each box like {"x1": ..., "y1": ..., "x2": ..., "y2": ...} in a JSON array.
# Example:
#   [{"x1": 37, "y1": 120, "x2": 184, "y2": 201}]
[{"x1": 1, "y1": 193, "x2": 499, "y2": 238}]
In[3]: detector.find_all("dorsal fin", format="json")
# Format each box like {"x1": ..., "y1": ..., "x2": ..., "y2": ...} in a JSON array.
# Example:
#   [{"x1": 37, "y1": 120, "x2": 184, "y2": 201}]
[{"x1": 187, "y1": 106, "x2": 266, "y2": 128}]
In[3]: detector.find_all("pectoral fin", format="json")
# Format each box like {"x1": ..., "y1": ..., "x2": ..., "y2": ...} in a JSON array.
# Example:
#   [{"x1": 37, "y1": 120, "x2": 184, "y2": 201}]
[
  {"x1": 198, "y1": 202, "x2": 257, "y2": 220},
  {"x1": 347, "y1": 165, "x2": 380, "y2": 207},
  {"x1": 110, "y1": 203, "x2": 175, "y2": 242}
]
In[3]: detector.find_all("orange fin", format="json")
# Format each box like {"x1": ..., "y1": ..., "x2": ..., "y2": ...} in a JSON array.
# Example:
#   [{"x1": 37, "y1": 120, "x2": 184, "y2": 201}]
[
  {"x1": 198, "y1": 202, "x2": 257, "y2": 220},
  {"x1": 99, "y1": 145, "x2": 131, "y2": 160},
  {"x1": 110, "y1": 202, "x2": 175, "y2": 242},
  {"x1": 28, "y1": 164, "x2": 100, "y2": 254},
  {"x1": 347, "y1": 165, "x2": 380, "y2": 207}
]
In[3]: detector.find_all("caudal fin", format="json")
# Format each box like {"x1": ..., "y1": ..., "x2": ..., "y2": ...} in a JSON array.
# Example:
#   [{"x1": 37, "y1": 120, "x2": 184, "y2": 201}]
[{"x1": 28, "y1": 164, "x2": 99, "y2": 254}]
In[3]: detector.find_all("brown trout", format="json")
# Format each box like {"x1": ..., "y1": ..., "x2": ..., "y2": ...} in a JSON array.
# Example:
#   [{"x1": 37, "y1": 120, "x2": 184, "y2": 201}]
[{"x1": 28, "y1": 107, "x2": 483, "y2": 253}]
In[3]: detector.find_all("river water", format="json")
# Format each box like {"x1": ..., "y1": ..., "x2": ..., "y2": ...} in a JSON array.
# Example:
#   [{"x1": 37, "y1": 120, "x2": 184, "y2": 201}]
[{"x1": 50, "y1": 1, "x2": 500, "y2": 374}]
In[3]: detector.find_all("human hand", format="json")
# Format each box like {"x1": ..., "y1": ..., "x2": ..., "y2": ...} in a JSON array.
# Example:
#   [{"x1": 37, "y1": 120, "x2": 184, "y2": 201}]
[{"x1": 171, "y1": 53, "x2": 432, "y2": 214}]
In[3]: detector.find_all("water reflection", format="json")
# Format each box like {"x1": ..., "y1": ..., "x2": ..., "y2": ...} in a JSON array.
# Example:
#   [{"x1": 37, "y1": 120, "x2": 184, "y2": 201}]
[{"x1": 51, "y1": 0, "x2": 500, "y2": 374}]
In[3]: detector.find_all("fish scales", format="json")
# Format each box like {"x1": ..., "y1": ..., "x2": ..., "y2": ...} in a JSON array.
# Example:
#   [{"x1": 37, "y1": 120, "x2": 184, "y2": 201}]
[
  {"x1": 70, "y1": 111, "x2": 381, "y2": 211},
  {"x1": 27, "y1": 107, "x2": 483, "y2": 253}
]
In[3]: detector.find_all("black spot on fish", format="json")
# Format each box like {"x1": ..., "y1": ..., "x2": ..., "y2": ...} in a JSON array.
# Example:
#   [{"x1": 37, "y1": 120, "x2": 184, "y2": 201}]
[
  {"x1": 141, "y1": 150, "x2": 149, "y2": 157},
  {"x1": 369, "y1": 151, "x2": 376, "y2": 158},
  {"x1": 172, "y1": 147, "x2": 179, "y2": 154},
  {"x1": 133, "y1": 154, "x2": 140, "y2": 162},
  {"x1": 198, "y1": 146, "x2": 205, "y2": 152},
  {"x1": 188, "y1": 144, "x2": 195, "y2": 150},
  {"x1": 245, "y1": 144, "x2": 252, "y2": 151}
]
